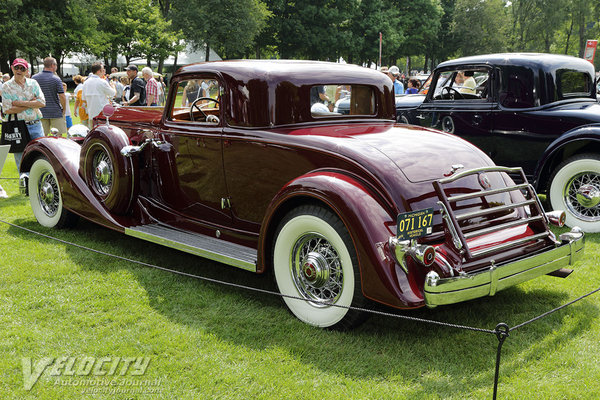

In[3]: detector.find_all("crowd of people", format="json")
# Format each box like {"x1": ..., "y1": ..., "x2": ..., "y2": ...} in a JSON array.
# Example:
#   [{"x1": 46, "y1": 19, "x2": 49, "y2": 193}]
[
  {"x1": 381, "y1": 65, "x2": 422, "y2": 95},
  {"x1": 0, "y1": 57, "x2": 167, "y2": 197}
]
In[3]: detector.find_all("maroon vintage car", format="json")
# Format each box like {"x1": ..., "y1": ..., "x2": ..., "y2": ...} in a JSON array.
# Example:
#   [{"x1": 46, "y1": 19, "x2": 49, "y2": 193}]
[{"x1": 20, "y1": 60, "x2": 584, "y2": 329}]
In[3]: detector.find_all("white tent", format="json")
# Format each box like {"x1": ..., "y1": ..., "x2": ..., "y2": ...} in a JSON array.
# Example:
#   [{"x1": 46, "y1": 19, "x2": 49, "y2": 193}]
[{"x1": 62, "y1": 42, "x2": 221, "y2": 71}]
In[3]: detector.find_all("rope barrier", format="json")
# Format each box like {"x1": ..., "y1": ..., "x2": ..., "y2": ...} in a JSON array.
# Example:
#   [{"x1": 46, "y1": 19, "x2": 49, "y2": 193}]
[{"x1": 1, "y1": 216, "x2": 598, "y2": 399}]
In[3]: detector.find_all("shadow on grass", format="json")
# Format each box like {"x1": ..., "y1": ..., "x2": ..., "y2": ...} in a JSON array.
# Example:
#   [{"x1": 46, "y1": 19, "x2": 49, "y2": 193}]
[{"x1": 6, "y1": 218, "x2": 600, "y2": 396}]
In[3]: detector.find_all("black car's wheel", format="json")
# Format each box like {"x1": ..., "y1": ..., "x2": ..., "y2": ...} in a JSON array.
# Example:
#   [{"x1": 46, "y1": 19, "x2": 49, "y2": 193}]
[
  {"x1": 272, "y1": 205, "x2": 368, "y2": 329},
  {"x1": 549, "y1": 154, "x2": 600, "y2": 232},
  {"x1": 441, "y1": 115, "x2": 455, "y2": 134},
  {"x1": 398, "y1": 113, "x2": 411, "y2": 124},
  {"x1": 29, "y1": 158, "x2": 78, "y2": 228}
]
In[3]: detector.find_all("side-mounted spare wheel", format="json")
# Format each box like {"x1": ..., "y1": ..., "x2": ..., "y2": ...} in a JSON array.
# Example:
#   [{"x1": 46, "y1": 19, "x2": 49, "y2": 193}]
[
  {"x1": 272, "y1": 204, "x2": 368, "y2": 329},
  {"x1": 80, "y1": 128, "x2": 136, "y2": 214},
  {"x1": 549, "y1": 154, "x2": 600, "y2": 232},
  {"x1": 29, "y1": 157, "x2": 78, "y2": 228}
]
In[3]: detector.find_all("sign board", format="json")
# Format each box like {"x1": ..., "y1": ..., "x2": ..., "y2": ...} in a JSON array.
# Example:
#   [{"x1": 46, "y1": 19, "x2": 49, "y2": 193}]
[{"x1": 584, "y1": 40, "x2": 598, "y2": 63}]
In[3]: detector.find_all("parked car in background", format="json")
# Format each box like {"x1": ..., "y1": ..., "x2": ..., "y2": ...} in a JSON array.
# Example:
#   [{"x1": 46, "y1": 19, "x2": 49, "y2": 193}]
[
  {"x1": 396, "y1": 53, "x2": 600, "y2": 232},
  {"x1": 20, "y1": 60, "x2": 583, "y2": 329}
]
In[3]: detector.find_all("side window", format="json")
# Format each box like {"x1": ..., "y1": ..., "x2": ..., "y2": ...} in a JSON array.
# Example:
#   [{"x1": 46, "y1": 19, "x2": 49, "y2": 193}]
[
  {"x1": 499, "y1": 67, "x2": 535, "y2": 108},
  {"x1": 311, "y1": 85, "x2": 376, "y2": 118},
  {"x1": 432, "y1": 69, "x2": 490, "y2": 101},
  {"x1": 168, "y1": 78, "x2": 220, "y2": 124}
]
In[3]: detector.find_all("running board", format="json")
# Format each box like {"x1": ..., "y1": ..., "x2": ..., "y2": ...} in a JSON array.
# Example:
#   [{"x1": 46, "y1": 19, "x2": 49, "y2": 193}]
[{"x1": 125, "y1": 224, "x2": 257, "y2": 272}]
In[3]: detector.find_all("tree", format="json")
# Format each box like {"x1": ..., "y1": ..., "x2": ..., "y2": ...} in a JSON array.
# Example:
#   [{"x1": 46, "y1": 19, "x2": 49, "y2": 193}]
[
  {"x1": 395, "y1": 0, "x2": 443, "y2": 71},
  {"x1": 172, "y1": 0, "x2": 271, "y2": 60},
  {"x1": 451, "y1": 0, "x2": 508, "y2": 57},
  {"x1": 348, "y1": 0, "x2": 390, "y2": 65}
]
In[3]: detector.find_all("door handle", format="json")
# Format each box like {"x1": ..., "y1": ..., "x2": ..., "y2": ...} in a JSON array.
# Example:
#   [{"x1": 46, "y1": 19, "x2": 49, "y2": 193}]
[
  {"x1": 473, "y1": 114, "x2": 483, "y2": 125},
  {"x1": 416, "y1": 114, "x2": 426, "y2": 120}
]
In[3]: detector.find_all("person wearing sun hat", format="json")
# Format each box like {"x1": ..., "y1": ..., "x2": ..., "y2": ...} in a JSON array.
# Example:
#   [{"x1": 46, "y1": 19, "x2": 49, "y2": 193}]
[{"x1": 1, "y1": 58, "x2": 46, "y2": 171}]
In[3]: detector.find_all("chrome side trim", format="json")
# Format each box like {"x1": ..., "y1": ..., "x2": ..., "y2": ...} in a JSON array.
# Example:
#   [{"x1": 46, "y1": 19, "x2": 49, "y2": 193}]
[
  {"x1": 424, "y1": 227, "x2": 584, "y2": 307},
  {"x1": 125, "y1": 224, "x2": 257, "y2": 272}
]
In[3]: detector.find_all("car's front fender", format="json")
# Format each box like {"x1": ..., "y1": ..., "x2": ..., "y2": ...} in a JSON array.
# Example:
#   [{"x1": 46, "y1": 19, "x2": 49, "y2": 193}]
[
  {"x1": 21, "y1": 137, "x2": 130, "y2": 232},
  {"x1": 259, "y1": 170, "x2": 425, "y2": 309}
]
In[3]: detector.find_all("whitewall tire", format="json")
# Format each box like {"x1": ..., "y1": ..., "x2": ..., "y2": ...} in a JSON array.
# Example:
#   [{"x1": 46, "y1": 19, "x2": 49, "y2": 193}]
[
  {"x1": 549, "y1": 154, "x2": 600, "y2": 232},
  {"x1": 29, "y1": 158, "x2": 78, "y2": 228},
  {"x1": 273, "y1": 205, "x2": 367, "y2": 329}
]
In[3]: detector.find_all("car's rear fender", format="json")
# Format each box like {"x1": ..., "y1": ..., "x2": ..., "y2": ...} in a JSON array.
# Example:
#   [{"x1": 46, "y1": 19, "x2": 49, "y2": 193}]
[
  {"x1": 259, "y1": 170, "x2": 426, "y2": 309},
  {"x1": 533, "y1": 124, "x2": 600, "y2": 191},
  {"x1": 20, "y1": 137, "x2": 128, "y2": 232}
]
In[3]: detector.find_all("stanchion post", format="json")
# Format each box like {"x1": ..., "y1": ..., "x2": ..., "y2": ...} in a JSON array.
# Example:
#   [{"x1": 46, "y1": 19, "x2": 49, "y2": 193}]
[{"x1": 493, "y1": 323, "x2": 510, "y2": 400}]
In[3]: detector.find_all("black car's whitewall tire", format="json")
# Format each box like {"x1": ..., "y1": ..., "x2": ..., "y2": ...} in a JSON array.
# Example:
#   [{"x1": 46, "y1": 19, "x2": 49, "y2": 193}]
[
  {"x1": 273, "y1": 205, "x2": 367, "y2": 329},
  {"x1": 29, "y1": 158, "x2": 78, "y2": 228},
  {"x1": 549, "y1": 154, "x2": 600, "y2": 232}
]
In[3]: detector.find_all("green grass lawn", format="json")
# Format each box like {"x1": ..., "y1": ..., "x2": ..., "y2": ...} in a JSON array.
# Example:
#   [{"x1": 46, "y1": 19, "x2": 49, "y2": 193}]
[{"x1": 1, "y1": 153, "x2": 599, "y2": 399}]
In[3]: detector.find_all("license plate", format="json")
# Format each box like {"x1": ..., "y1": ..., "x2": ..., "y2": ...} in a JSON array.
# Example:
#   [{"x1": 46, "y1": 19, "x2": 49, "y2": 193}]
[{"x1": 397, "y1": 208, "x2": 434, "y2": 240}]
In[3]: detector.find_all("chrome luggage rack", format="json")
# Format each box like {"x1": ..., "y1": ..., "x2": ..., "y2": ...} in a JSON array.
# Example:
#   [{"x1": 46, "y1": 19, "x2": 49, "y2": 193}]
[{"x1": 433, "y1": 166, "x2": 554, "y2": 260}]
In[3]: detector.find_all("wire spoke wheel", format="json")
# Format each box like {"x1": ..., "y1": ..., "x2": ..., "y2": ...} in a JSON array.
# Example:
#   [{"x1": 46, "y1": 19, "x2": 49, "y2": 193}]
[
  {"x1": 37, "y1": 171, "x2": 60, "y2": 218},
  {"x1": 549, "y1": 154, "x2": 600, "y2": 232},
  {"x1": 564, "y1": 172, "x2": 600, "y2": 221},
  {"x1": 91, "y1": 148, "x2": 114, "y2": 196},
  {"x1": 291, "y1": 233, "x2": 344, "y2": 307},
  {"x1": 28, "y1": 158, "x2": 78, "y2": 229},
  {"x1": 273, "y1": 205, "x2": 367, "y2": 329}
]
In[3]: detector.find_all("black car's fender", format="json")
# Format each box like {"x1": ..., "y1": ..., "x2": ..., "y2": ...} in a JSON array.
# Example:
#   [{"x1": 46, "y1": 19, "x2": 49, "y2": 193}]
[{"x1": 533, "y1": 124, "x2": 600, "y2": 191}]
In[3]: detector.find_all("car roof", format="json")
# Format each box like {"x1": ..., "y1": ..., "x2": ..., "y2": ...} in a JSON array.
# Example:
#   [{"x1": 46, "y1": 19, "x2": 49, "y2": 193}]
[
  {"x1": 176, "y1": 60, "x2": 390, "y2": 86},
  {"x1": 437, "y1": 53, "x2": 595, "y2": 73}
]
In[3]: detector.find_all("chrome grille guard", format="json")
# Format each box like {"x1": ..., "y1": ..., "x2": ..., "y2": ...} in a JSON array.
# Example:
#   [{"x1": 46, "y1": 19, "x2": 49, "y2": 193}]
[{"x1": 433, "y1": 166, "x2": 552, "y2": 260}]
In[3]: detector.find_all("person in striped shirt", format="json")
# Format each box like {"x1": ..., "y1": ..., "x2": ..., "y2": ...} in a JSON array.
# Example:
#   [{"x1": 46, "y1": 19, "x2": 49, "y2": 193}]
[
  {"x1": 142, "y1": 67, "x2": 159, "y2": 106},
  {"x1": 32, "y1": 57, "x2": 67, "y2": 135}
]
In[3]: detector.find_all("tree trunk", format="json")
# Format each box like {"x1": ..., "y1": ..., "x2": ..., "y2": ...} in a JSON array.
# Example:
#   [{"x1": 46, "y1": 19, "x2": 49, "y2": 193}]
[
  {"x1": 565, "y1": 17, "x2": 574, "y2": 54},
  {"x1": 205, "y1": 43, "x2": 210, "y2": 62},
  {"x1": 157, "y1": 58, "x2": 165, "y2": 74}
]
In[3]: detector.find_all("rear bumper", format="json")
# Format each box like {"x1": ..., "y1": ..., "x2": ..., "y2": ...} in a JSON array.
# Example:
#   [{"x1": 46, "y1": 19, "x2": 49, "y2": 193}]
[{"x1": 424, "y1": 228, "x2": 585, "y2": 307}]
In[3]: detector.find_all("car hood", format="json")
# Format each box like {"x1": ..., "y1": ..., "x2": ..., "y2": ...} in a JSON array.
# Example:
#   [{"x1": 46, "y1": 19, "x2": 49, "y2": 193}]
[{"x1": 395, "y1": 94, "x2": 426, "y2": 109}]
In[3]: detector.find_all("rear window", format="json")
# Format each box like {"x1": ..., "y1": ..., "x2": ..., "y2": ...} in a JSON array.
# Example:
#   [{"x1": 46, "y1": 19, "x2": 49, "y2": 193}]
[
  {"x1": 311, "y1": 85, "x2": 376, "y2": 118},
  {"x1": 557, "y1": 69, "x2": 592, "y2": 98}
]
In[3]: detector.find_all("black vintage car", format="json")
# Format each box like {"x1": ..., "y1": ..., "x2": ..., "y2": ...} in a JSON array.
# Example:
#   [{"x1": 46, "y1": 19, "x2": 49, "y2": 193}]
[{"x1": 395, "y1": 53, "x2": 600, "y2": 232}]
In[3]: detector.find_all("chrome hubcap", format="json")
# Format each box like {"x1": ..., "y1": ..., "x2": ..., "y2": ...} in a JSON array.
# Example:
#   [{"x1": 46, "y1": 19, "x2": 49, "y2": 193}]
[
  {"x1": 291, "y1": 233, "x2": 343, "y2": 306},
  {"x1": 91, "y1": 150, "x2": 113, "y2": 196},
  {"x1": 564, "y1": 172, "x2": 600, "y2": 221},
  {"x1": 302, "y1": 252, "x2": 331, "y2": 287},
  {"x1": 38, "y1": 171, "x2": 59, "y2": 217}
]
